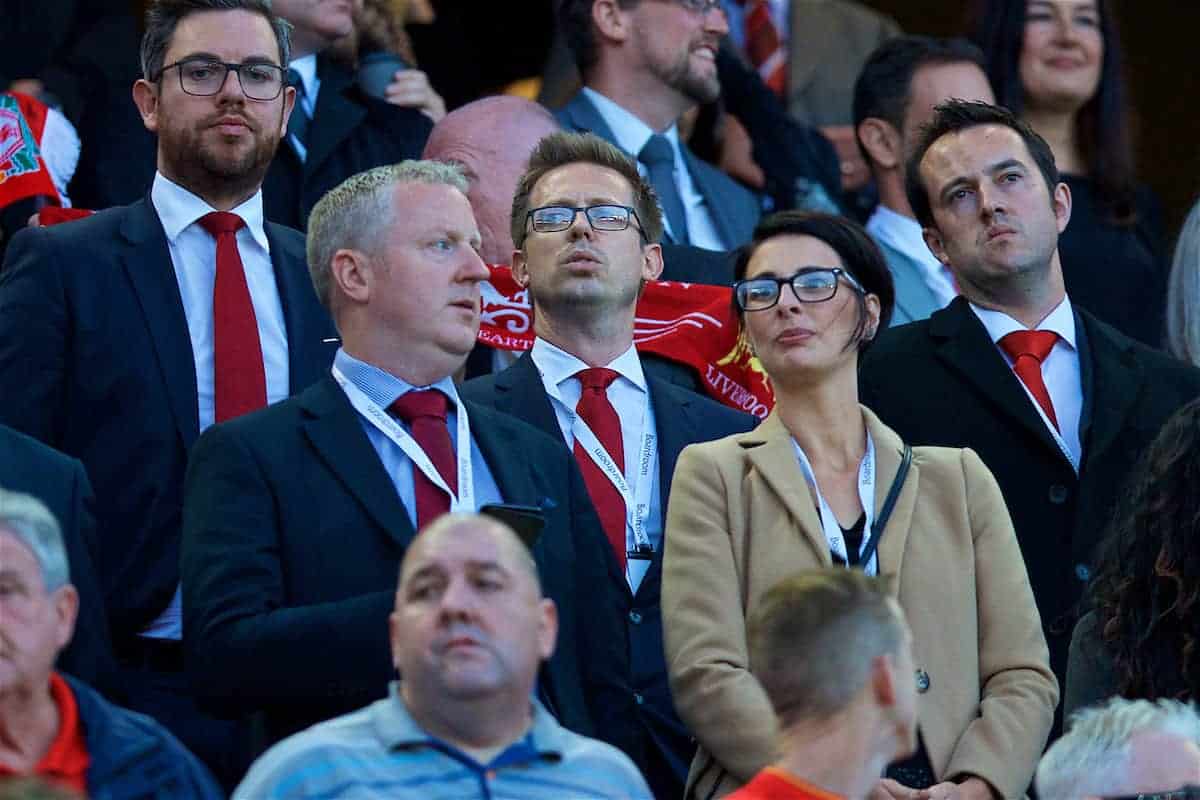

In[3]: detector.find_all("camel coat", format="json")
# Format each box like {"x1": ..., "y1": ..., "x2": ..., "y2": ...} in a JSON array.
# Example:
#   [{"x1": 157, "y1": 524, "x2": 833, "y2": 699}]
[{"x1": 662, "y1": 407, "x2": 1057, "y2": 799}]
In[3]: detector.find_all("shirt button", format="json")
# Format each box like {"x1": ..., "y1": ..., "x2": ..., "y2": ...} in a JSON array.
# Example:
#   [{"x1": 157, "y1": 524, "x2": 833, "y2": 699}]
[
  {"x1": 1048, "y1": 484, "x2": 1069, "y2": 504},
  {"x1": 1075, "y1": 563, "x2": 1091, "y2": 582},
  {"x1": 915, "y1": 669, "x2": 931, "y2": 694},
  {"x1": 628, "y1": 610, "x2": 643, "y2": 625},
  {"x1": 634, "y1": 692, "x2": 644, "y2": 705}
]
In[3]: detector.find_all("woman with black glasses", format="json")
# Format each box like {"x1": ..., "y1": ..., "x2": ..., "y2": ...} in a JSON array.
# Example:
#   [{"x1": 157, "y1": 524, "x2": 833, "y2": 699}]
[{"x1": 661, "y1": 211, "x2": 1057, "y2": 800}]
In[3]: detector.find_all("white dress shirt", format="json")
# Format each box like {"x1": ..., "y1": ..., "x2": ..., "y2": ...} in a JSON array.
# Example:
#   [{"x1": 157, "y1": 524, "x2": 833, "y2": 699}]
[
  {"x1": 287, "y1": 53, "x2": 320, "y2": 161},
  {"x1": 530, "y1": 338, "x2": 663, "y2": 593},
  {"x1": 581, "y1": 87, "x2": 727, "y2": 251},
  {"x1": 866, "y1": 205, "x2": 957, "y2": 309},
  {"x1": 142, "y1": 171, "x2": 291, "y2": 640},
  {"x1": 971, "y1": 296, "x2": 1083, "y2": 469}
]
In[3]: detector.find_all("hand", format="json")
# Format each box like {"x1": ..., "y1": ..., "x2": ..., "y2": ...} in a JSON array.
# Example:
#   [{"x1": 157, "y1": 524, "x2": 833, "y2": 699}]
[
  {"x1": 869, "y1": 779, "x2": 919, "y2": 800},
  {"x1": 382, "y1": 69, "x2": 445, "y2": 122},
  {"x1": 8, "y1": 78, "x2": 45, "y2": 97}
]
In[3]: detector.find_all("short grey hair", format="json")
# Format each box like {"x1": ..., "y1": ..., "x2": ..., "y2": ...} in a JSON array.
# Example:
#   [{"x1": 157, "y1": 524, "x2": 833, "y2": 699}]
[
  {"x1": 1167, "y1": 198, "x2": 1200, "y2": 367},
  {"x1": 1036, "y1": 697, "x2": 1200, "y2": 798},
  {"x1": 0, "y1": 488, "x2": 70, "y2": 592},
  {"x1": 306, "y1": 160, "x2": 471, "y2": 311}
]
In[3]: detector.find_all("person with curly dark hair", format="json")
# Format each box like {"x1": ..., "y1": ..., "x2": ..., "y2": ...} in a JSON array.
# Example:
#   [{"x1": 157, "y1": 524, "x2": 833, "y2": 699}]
[{"x1": 1065, "y1": 396, "x2": 1200, "y2": 719}]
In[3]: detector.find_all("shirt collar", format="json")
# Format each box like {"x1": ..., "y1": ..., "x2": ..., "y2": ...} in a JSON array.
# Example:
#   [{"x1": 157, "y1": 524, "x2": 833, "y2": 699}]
[
  {"x1": 530, "y1": 337, "x2": 647, "y2": 393},
  {"x1": 373, "y1": 682, "x2": 566, "y2": 765},
  {"x1": 334, "y1": 348, "x2": 462, "y2": 410},
  {"x1": 865, "y1": 205, "x2": 940, "y2": 270},
  {"x1": 581, "y1": 87, "x2": 683, "y2": 162},
  {"x1": 151, "y1": 171, "x2": 269, "y2": 252},
  {"x1": 288, "y1": 53, "x2": 319, "y2": 100},
  {"x1": 969, "y1": 294, "x2": 1077, "y2": 350}
]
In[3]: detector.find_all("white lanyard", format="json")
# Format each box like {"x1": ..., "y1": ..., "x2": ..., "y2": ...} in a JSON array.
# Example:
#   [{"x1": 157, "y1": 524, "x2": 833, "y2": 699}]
[
  {"x1": 542, "y1": 376, "x2": 657, "y2": 555},
  {"x1": 1015, "y1": 379, "x2": 1080, "y2": 474},
  {"x1": 332, "y1": 366, "x2": 475, "y2": 513},
  {"x1": 792, "y1": 433, "x2": 878, "y2": 576}
]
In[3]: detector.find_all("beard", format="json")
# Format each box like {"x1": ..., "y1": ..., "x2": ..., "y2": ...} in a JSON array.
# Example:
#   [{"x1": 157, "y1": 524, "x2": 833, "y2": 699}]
[
  {"x1": 648, "y1": 44, "x2": 722, "y2": 106},
  {"x1": 158, "y1": 108, "x2": 283, "y2": 203}
]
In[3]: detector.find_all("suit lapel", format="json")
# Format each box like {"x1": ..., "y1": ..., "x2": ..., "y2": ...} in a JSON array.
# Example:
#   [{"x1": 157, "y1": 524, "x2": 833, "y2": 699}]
[
  {"x1": 557, "y1": 92, "x2": 620, "y2": 143},
  {"x1": 679, "y1": 147, "x2": 737, "y2": 248},
  {"x1": 300, "y1": 377, "x2": 416, "y2": 548},
  {"x1": 304, "y1": 56, "x2": 367, "y2": 180},
  {"x1": 1076, "y1": 312, "x2": 1141, "y2": 469},
  {"x1": 265, "y1": 222, "x2": 336, "y2": 392},
  {"x1": 930, "y1": 299, "x2": 1067, "y2": 463},
  {"x1": 491, "y1": 354, "x2": 561, "y2": 436},
  {"x1": 864, "y1": 408, "x2": 915, "y2": 580},
  {"x1": 743, "y1": 413, "x2": 833, "y2": 565},
  {"x1": 119, "y1": 198, "x2": 200, "y2": 449}
]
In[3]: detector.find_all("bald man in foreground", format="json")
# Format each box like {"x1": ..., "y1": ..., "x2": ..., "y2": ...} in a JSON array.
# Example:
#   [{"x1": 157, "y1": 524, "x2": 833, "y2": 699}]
[{"x1": 234, "y1": 514, "x2": 652, "y2": 799}]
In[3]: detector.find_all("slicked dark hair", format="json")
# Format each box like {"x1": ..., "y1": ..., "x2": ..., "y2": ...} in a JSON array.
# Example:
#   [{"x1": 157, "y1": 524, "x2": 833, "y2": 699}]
[
  {"x1": 141, "y1": 0, "x2": 291, "y2": 81},
  {"x1": 511, "y1": 130, "x2": 664, "y2": 250},
  {"x1": 852, "y1": 35, "x2": 987, "y2": 163},
  {"x1": 733, "y1": 210, "x2": 894, "y2": 353},
  {"x1": 558, "y1": 0, "x2": 639, "y2": 77},
  {"x1": 905, "y1": 99, "x2": 1059, "y2": 229},
  {"x1": 966, "y1": 0, "x2": 1137, "y2": 225}
]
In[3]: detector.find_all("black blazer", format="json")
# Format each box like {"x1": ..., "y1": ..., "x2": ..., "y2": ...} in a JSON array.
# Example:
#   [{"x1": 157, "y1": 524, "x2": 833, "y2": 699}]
[
  {"x1": 263, "y1": 54, "x2": 432, "y2": 230},
  {"x1": 0, "y1": 199, "x2": 337, "y2": 641},
  {"x1": 555, "y1": 91, "x2": 761, "y2": 250},
  {"x1": 461, "y1": 353, "x2": 757, "y2": 800},
  {"x1": 180, "y1": 376, "x2": 621, "y2": 745},
  {"x1": 0, "y1": 424, "x2": 119, "y2": 698},
  {"x1": 860, "y1": 298, "x2": 1200, "y2": 693}
]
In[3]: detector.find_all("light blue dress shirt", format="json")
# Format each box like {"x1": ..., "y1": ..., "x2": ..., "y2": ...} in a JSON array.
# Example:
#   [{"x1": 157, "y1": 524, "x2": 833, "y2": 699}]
[{"x1": 334, "y1": 349, "x2": 502, "y2": 531}]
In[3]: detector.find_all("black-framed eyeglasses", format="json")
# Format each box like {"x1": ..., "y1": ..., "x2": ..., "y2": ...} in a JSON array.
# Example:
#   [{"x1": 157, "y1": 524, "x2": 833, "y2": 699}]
[
  {"x1": 157, "y1": 58, "x2": 286, "y2": 101},
  {"x1": 526, "y1": 205, "x2": 647, "y2": 241},
  {"x1": 1101, "y1": 788, "x2": 1200, "y2": 800},
  {"x1": 734, "y1": 267, "x2": 866, "y2": 312}
]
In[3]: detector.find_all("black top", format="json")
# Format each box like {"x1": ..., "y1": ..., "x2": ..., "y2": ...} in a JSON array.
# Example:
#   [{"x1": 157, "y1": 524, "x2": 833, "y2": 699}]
[
  {"x1": 1058, "y1": 175, "x2": 1166, "y2": 348},
  {"x1": 833, "y1": 512, "x2": 867, "y2": 566}
]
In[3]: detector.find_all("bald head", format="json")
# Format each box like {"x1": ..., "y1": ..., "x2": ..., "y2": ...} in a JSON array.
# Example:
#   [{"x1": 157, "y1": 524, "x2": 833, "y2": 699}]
[
  {"x1": 398, "y1": 513, "x2": 541, "y2": 595},
  {"x1": 422, "y1": 96, "x2": 561, "y2": 265}
]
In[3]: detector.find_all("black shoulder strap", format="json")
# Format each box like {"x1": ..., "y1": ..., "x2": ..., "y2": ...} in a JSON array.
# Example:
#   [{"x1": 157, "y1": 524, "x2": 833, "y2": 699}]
[{"x1": 859, "y1": 444, "x2": 912, "y2": 570}]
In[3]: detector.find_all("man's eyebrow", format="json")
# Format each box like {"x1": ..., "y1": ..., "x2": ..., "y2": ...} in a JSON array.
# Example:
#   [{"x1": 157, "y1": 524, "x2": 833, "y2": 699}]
[
  {"x1": 172, "y1": 52, "x2": 280, "y2": 66},
  {"x1": 984, "y1": 158, "x2": 1026, "y2": 175}
]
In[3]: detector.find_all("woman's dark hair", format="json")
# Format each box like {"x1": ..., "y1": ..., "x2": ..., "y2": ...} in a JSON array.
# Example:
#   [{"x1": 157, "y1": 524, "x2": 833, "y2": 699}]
[
  {"x1": 732, "y1": 211, "x2": 895, "y2": 353},
  {"x1": 965, "y1": 0, "x2": 1137, "y2": 225},
  {"x1": 1089, "y1": 397, "x2": 1200, "y2": 701}
]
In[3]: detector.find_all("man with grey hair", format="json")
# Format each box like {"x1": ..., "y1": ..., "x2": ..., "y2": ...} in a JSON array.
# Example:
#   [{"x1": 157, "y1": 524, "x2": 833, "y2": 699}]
[
  {"x1": 0, "y1": 488, "x2": 222, "y2": 797},
  {"x1": 1036, "y1": 698, "x2": 1200, "y2": 799},
  {"x1": 181, "y1": 161, "x2": 624, "y2": 748},
  {"x1": 0, "y1": 0, "x2": 336, "y2": 781},
  {"x1": 233, "y1": 513, "x2": 651, "y2": 799}
]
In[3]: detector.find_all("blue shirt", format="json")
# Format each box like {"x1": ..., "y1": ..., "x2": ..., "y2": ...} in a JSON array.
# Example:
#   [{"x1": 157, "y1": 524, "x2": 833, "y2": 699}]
[
  {"x1": 234, "y1": 683, "x2": 653, "y2": 799},
  {"x1": 334, "y1": 349, "x2": 502, "y2": 529}
]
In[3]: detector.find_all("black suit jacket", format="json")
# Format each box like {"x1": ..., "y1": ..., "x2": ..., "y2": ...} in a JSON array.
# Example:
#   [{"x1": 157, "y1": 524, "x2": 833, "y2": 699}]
[
  {"x1": 263, "y1": 55, "x2": 432, "y2": 230},
  {"x1": 0, "y1": 199, "x2": 337, "y2": 641},
  {"x1": 860, "y1": 298, "x2": 1200, "y2": 695},
  {"x1": 0, "y1": 424, "x2": 119, "y2": 697},
  {"x1": 180, "y1": 376, "x2": 621, "y2": 745},
  {"x1": 461, "y1": 353, "x2": 757, "y2": 799}
]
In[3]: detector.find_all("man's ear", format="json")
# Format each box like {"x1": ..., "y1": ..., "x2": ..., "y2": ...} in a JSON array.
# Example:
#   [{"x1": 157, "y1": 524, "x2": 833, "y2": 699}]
[
  {"x1": 1051, "y1": 180, "x2": 1072, "y2": 235},
  {"x1": 642, "y1": 242, "x2": 664, "y2": 282},
  {"x1": 132, "y1": 79, "x2": 160, "y2": 133},
  {"x1": 510, "y1": 249, "x2": 530, "y2": 287},
  {"x1": 330, "y1": 248, "x2": 374, "y2": 305},
  {"x1": 593, "y1": 0, "x2": 633, "y2": 44},
  {"x1": 870, "y1": 653, "x2": 898, "y2": 709},
  {"x1": 279, "y1": 84, "x2": 297, "y2": 138},
  {"x1": 922, "y1": 226, "x2": 950, "y2": 267},
  {"x1": 857, "y1": 118, "x2": 901, "y2": 171}
]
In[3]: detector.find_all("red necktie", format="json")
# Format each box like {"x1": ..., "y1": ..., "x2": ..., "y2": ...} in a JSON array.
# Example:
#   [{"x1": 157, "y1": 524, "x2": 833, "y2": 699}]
[
  {"x1": 999, "y1": 330, "x2": 1060, "y2": 431},
  {"x1": 389, "y1": 390, "x2": 457, "y2": 529},
  {"x1": 198, "y1": 211, "x2": 267, "y2": 423},
  {"x1": 743, "y1": 0, "x2": 787, "y2": 97},
  {"x1": 574, "y1": 368, "x2": 627, "y2": 570}
]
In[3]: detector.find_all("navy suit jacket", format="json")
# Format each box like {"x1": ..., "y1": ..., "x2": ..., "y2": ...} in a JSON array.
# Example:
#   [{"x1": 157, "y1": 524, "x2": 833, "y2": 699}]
[
  {"x1": 860, "y1": 298, "x2": 1200, "y2": 722},
  {"x1": 461, "y1": 353, "x2": 756, "y2": 799},
  {"x1": 555, "y1": 91, "x2": 761, "y2": 250},
  {"x1": 0, "y1": 199, "x2": 337, "y2": 641},
  {"x1": 263, "y1": 54, "x2": 432, "y2": 230},
  {"x1": 0, "y1": 424, "x2": 119, "y2": 697},
  {"x1": 181, "y1": 375, "x2": 621, "y2": 745}
]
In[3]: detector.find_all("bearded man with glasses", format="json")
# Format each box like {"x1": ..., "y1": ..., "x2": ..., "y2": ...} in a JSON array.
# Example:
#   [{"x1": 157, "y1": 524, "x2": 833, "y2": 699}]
[
  {"x1": 462, "y1": 131, "x2": 756, "y2": 800},
  {"x1": 0, "y1": 0, "x2": 337, "y2": 787}
]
